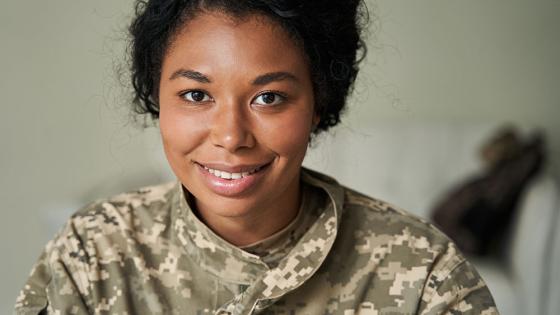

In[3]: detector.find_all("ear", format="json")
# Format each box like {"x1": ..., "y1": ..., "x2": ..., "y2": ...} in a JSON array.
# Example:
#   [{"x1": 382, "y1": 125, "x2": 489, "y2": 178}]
[{"x1": 312, "y1": 113, "x2": 320, "y2": 130}]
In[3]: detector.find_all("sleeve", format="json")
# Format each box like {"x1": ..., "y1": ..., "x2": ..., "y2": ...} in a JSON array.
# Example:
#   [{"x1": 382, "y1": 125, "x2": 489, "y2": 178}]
[
  {"x1": 417, "y1": 253, "x2": 500, "y2": 315},
  {"x1": 14, "y1": 225, "x2": 92, "y2": 315}
]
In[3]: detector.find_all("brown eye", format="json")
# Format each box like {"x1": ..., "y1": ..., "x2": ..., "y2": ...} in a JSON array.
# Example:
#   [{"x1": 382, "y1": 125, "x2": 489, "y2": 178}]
[
  {"x1": 253, "y1": 92, "x2": 285, "y2": 106},
  {"x1": 182, "y1": 90, "x2": 212, "y2": 102}
]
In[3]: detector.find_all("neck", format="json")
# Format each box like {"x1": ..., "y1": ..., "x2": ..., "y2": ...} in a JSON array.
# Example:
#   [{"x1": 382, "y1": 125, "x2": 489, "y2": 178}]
[{"x1": 191, "y1": 179, "x2": 302, "y2": 247}]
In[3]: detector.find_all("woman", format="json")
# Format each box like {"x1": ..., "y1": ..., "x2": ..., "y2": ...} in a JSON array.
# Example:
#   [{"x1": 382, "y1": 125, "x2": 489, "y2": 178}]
[{"x1": 16, "y1": 0, "x2": 499, "y2": 314}]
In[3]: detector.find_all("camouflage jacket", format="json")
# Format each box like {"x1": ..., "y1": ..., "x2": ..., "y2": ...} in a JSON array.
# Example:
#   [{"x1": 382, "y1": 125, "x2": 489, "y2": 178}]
[{"x1": 15, "y1": 168, "x2": 499, "y2": 315}]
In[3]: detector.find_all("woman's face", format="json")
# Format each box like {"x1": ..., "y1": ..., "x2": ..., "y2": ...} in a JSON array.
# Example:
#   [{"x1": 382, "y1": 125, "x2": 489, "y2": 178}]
[{"x1": 158, "y1": 11, "x2": 317, "y2": 220}]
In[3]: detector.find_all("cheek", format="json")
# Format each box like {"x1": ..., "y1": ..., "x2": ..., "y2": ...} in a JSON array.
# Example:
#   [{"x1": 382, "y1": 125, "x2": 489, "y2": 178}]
[
  {"x1": 261, "y1": 110, "x2": 314, "y2": 159},
  {"x1": 159, "y1": 106, "x2": 207, "y2": 157}
]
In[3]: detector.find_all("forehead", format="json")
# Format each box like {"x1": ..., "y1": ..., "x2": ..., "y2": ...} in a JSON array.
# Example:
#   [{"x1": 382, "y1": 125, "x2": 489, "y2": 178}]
[{"x1": 162, "y1": 11, "x2": 308, "y2": 78}]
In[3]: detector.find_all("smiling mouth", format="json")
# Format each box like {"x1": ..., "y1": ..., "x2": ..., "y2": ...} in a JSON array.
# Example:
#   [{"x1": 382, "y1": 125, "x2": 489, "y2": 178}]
[{"x1": 197, "y1": 163, "x2": 270, "y2": 180}]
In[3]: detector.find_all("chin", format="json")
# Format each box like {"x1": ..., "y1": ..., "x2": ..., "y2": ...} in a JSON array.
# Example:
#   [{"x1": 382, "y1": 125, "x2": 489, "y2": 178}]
[{"x1": 197, "y1": 194, "x2": 264, "y2": 218}]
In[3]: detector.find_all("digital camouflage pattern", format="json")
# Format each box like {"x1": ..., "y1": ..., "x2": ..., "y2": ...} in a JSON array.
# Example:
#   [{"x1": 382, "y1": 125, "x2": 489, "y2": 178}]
[{"x1": 15, "y1": 168, "x2": 499, "y2": 314}]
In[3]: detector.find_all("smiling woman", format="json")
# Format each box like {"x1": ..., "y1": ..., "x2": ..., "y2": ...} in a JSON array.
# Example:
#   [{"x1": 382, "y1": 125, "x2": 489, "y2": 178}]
[
  {"x1": 15, "y1": 1, "x2": 499, "y2": 314},
  {"x1": 159, "y1": 12, "x2": 317, "y2": 246}
]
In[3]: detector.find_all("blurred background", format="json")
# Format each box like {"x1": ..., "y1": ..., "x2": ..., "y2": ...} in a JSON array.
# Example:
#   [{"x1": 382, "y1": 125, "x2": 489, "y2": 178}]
[{"x1": 1, "y1": 0, "x2": 559, "y2": 314}]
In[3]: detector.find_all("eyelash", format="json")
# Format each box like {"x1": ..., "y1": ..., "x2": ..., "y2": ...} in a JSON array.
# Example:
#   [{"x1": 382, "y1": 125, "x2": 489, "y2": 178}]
[
  {"x1": 178, "y1": 90, "x2": 287, "y2": 106},
  {"x1": 253, "y1": 90, "x2": 287, "y2": 106},
  {"x1": 179, "y1": 90, "x2": 213, "y2": 103}
]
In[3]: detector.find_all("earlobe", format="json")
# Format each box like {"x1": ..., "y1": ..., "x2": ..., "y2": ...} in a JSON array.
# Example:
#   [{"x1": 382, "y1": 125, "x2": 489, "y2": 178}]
[{"x1": 312, "y1": 114, "x2": 320, "y2": 130}]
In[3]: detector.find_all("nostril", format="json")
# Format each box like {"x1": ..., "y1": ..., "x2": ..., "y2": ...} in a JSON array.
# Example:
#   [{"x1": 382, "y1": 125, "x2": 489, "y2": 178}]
[
  {"x1": 209, "y1": 105, "x2": 256, "y2": 151},
  {"x1": 210, "y1": 124, "x2": 255, "y2": 152}
]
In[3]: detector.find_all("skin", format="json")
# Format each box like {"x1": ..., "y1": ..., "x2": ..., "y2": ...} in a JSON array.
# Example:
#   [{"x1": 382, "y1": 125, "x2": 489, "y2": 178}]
[{"x1": 158, "y1": 10, "x2": 318, "y2": 246}]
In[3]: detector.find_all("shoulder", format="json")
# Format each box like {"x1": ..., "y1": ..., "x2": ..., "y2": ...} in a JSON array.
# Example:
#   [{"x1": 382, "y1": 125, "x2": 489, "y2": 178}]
[
  {"x1": 74, "y1": 181, "x2": 177, "y2": 217},
  {"x1": 332, "y1": 187, "x2": 498, "y2": 312},
  {"x1": 303, "y1": 168, "x2": 452, "y2": 250},
  {"x1": 69, "y1": 181, "x2": 177, "y2": 232},
  {"x1": 15, "y1": 182, "x2": 179, "y2": 312},
  {"x1": 335, "y1": 186, "x2": 468, "y2": 283},
  {"x1": 303, "y1": 168, "x2": 461, "y2": 268},
  {"x1": 46, "y1": 181, "x2": 178, "y2": 265},
  {"x1": 342, "y1": 187, "x2": 453, "y2": 250}
]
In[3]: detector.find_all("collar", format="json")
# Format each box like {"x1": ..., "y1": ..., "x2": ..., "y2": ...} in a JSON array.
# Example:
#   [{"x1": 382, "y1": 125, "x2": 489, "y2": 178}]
[
  {"x1": 171, "y1": 167, "x2": 345, "y2": 312},
  {"x1": 239, "y1": 181, "x2": 320, "y2": 269},
  {"x1": 171, "y1": 183, "x2": 268, "y2": 284}
]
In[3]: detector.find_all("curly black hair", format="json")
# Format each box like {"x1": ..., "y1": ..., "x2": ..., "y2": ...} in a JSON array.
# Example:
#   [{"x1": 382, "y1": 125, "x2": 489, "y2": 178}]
[{"x1": 129, "y1": 0, "x2": 367, "y2": 133}]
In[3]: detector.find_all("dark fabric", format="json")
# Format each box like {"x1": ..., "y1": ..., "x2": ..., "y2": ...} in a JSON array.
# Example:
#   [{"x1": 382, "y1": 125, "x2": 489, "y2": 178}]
[{"x1": 431, "y1": 133, "x2": 545, "y2": 256}]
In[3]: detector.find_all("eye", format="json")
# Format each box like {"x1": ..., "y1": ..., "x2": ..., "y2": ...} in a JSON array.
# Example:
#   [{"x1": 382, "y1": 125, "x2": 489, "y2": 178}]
[
  {"x1": 253, "y1": 92, "x2": 285, "y2": 106},
  {"x1": 181, "y1": 90, "x2": 212, "y2": 102}
]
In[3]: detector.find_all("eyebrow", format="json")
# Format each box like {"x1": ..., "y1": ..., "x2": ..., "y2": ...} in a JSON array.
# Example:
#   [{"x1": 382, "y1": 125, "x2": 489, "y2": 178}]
[
  {"x1": 252, "y1": 71, "x2": 298, "y2": 85},
  {"x1": 169, "y1": 69, "x2": 211, "y2": 83},
  {"x1": 168, "y1": 69, "x2": 298, "y2": 85}
]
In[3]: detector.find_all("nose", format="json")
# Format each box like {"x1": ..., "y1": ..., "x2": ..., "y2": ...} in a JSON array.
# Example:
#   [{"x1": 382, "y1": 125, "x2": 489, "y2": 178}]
[{"x1": 209, "y1": 103, "x2": 255, "y2": 152}]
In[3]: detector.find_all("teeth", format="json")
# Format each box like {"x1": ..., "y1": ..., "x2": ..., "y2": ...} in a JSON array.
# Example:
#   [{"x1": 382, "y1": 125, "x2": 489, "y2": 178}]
[{"x1": 203, "y1": 166, "x2": 261, "y2": 180}]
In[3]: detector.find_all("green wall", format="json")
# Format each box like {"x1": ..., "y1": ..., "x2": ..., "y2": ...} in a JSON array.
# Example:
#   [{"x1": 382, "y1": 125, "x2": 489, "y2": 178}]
[{"x1": 1, "y1": 0, "x2": 558, "y2": 312}]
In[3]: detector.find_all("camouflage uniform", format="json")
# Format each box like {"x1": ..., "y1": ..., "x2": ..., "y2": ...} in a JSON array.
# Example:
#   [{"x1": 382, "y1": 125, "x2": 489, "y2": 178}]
[{"x1": 15, "y1": 168, "x2": 499, "y2": 314}]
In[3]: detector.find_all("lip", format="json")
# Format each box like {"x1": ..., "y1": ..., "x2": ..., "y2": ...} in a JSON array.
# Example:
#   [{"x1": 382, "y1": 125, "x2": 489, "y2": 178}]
[{"x1": 194, "y1": 161, "x2": 272, "y2": 197}]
